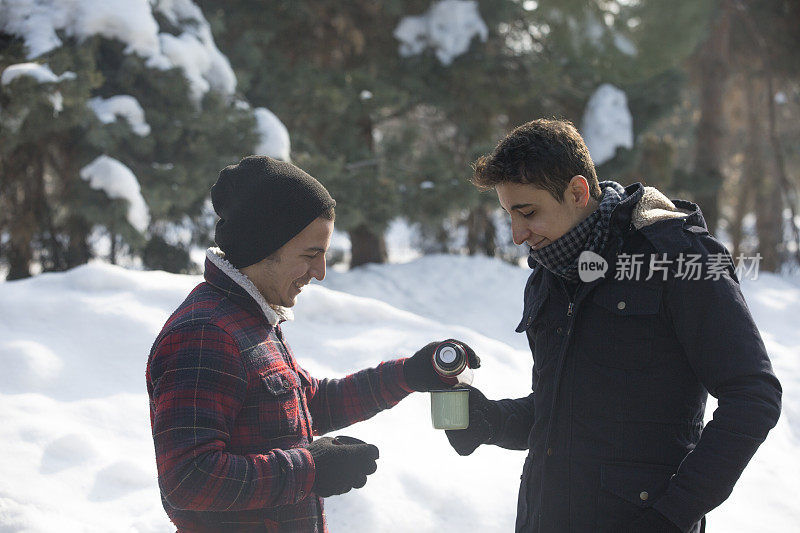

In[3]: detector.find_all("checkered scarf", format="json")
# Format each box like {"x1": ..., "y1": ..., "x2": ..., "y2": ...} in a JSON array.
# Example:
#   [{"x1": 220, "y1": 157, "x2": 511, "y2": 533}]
[{"x1": 528, "y1": 181, "x2": 627, "y2": 281}]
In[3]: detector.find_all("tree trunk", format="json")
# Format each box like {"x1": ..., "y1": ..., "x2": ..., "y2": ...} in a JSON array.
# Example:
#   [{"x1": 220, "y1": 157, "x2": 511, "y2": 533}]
[
  {"x1": 739, "y1": 73, "x2": 764, "y2": 263},
  {"x1": 349, "y1": 224, "x2": 387, "y2": 267},
  {"x1": 730, "y1": 166, "x2": 753, "y2": 261},
  {"x1": 766, "y1": 76, "x2": 800, "y2": 266},
  {"x1": 6, "y1": 229, "x2": 34, "y2": 280},
  {"x1": 745, "y1": 77, "x2": 781, "y2": 272},
  {"x1": 5, "y1": 147, "x2": 43, "y2": 280},
  {"x1": 346, "y1": 93, "x2": 391, "y2": 268},
  {"x1": 65, "y1": 216, "x2": 92, "y2": 269},
  {"x1": 6, "y1": 182, "x2": 35, "y2": 279},
  {"x1": 691, "y1": 0, "x2": 732, "y2": 235},
  {"x1": 466, "y1": 205, "x2": 496, "y2": 256},
  {"x1": 755, "y1": 174, "x2": 783, "y2": 273}
]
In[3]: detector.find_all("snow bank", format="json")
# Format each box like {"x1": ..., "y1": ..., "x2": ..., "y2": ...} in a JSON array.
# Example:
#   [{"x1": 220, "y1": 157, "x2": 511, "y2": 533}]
[
  {"x1": 580, "y1": 83, "x2": 633, "y2": 166},
  {"x1": 254, "y1": 107, "x2": 291, "y2": 161},
  {"x1": 0, "y1": 256, "x2": 797, "y2": 531},
  {"x1": 395, "y1": 0, "x2": 489, "y2": 65},
  {"x1": 80, "y1": 155, "x2": 150, "y2": 233},
  {"x1": 88, "y1": 95, "x2": 151, "y2": 136},
  {"x1": 0, "y1": 0, "x2": 236, "y2": 101}
]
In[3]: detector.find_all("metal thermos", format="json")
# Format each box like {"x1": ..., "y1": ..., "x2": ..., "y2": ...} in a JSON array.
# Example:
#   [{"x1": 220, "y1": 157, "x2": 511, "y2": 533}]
[{"x1": 432, "y1": 341, "x2": 473, "y2": 386}]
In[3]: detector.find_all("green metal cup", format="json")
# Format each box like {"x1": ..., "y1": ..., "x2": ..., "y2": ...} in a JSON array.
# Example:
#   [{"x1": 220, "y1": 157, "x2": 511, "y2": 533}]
[{"x1": 430, "y1": 388, "x2": 470, "y2": 430}]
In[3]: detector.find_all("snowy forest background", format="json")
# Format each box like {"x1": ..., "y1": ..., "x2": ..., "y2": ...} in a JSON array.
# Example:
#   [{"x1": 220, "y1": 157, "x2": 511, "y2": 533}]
[
  {"x1": 2, "y1": 2, "x2": 800, "y2": 531},
  {"x1": 2, "y1": 0, "x2": 800, "y2": 279}
]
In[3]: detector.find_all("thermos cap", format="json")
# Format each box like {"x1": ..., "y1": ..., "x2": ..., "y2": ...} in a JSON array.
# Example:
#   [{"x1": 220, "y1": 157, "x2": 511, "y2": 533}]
[{"x1": 438, "y1": 345, "x2": 458, "y2": 364}]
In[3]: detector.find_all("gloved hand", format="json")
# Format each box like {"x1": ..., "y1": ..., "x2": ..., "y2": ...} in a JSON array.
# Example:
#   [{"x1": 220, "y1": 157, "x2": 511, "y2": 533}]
[
  {"x1": 403, "y1": 339, "x2": 480, "y2": 392},
  {"x1": 306, "y1": 436, "x2": 379, "y2": 497},
  {"x1": 621, "y1": 507, "x2": 681, "y2": 533},
  {"x1": 445, "y1": 385, "x2": 501, "y2": 456}
]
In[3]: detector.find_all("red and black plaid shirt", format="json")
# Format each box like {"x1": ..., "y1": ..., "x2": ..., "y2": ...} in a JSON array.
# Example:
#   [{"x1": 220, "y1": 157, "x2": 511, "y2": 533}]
[{"x1": 147, "y1": 256, "x2": 412, "y2": 532}]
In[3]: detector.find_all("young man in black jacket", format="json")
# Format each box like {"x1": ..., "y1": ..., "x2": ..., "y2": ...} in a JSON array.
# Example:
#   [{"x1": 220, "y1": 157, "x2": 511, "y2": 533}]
[{"x1": 445, "y1": 119, "x2": 782, "y2": 532}]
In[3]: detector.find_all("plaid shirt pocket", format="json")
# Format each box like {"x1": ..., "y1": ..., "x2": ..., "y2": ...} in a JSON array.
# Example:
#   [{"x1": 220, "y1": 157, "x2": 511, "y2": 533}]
[{"x1": 258, "y1": 368, "x2": 306, "y2": 442}]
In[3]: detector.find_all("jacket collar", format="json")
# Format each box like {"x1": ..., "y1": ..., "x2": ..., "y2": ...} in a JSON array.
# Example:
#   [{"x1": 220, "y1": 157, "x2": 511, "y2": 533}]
[
  {"x1": 204, "y1": 248, "x2": 293, "y2": 326},
  {"x1": 608, "y1": 182, "x2": 645, "y2": 237},
  {"x1": 608, "y1": 182, "x2": 704, "y2": 236}
]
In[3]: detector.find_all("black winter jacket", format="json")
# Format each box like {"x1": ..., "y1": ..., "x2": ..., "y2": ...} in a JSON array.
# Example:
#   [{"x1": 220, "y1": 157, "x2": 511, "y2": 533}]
[{"x1": 494, "y1": 183, "x2": 782, "y2": 532}]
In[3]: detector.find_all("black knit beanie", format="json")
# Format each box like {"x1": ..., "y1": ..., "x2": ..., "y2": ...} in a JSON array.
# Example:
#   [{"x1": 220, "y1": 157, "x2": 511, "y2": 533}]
[{"x1": 211, "y1": 156, "x2": 336, "y2": 269}]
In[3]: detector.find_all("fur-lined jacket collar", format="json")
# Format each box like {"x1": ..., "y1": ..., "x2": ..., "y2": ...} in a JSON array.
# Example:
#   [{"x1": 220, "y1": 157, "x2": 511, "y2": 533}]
[
  {"x1": 205, "y1": 247, "x2": 293, "y2": 326},
  {"x1": 631, "y1": 186, "x2": 693, "y2": 230}
]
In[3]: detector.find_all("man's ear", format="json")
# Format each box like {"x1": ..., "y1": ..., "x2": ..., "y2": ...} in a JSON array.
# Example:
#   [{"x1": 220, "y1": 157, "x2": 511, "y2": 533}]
[{"x1": 568, "y1": 175, "x2": 590, "y2": 207}]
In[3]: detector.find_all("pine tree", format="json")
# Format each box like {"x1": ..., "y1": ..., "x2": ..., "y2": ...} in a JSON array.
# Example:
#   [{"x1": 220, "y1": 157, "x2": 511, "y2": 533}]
[
  {"x1": 199, "y1": 0, "x2": 720, "y2": 264},
  {"x1": 200, "y1": 0, "x2": 428, "y2": 266},
  {"x1": 1, "y1": 1, "x2": 260, "y2": 278},
  {"x1": 390, "y1": 0, "x2": 715, "y2": 255}
]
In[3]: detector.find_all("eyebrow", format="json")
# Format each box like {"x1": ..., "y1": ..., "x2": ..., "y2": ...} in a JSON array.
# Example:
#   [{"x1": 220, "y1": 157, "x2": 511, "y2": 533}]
[
  {"x1": 510, "y1": 203, "x2": 534, "y2": 211},
  {"x1": 304, "y1": 247, "x2": 326, "y2": 254}
]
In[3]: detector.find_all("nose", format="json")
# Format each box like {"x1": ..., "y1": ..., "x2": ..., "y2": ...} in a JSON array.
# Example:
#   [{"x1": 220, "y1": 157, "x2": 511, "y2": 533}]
[
  {"x1": 310, "y1": 254, "x2": 326, "y2": 281},
  {"x1": 511, "y1": 218, "x2": 531, "y2": 246}
]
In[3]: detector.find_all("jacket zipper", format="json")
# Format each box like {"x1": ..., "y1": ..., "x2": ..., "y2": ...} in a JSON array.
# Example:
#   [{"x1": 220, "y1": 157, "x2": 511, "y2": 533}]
[
  {"x1": 559, "y1": 278, "x2": 579, "y2": 317},
  {"x1": 537, "y1": 278, "x2": 580, "y2": 530}
]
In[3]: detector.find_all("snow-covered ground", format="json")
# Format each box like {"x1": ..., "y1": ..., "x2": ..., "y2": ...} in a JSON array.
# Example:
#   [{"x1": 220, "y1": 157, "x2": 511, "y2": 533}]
[{"x1": 0, "y1": 255, "x2": 798, "y2": 532}]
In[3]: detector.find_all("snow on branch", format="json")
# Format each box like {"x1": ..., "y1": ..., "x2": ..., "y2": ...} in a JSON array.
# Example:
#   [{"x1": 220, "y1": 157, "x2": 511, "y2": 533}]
[
  {"x1": 580, "y1": 84, "x2": 633, "y2": 166},
  {"x1": 0, "y1": 0, "x2": 236, "y2": 102},
  {"x1": 253, "y1": 108, "x2": 291, "y2": 161},
  {"x1": 80, "y1": 155, "x2": 150, "y2": 233},
  {"x1": 88, "y1": 95, "x2": 151, "y2": 136},
  {"x1": 0, "y1": 0, "x2": 162, "y2": 60},
  {"x1": 1, "y1": 63, "x2": 76, "y2": 85},
  {"x1": 394, "y1": 0, "x2": 489, "y2": 66}
]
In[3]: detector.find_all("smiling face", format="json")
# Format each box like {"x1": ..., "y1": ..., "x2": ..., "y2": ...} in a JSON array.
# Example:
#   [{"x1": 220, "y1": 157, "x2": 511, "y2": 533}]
[
  {"x1": 496, "y1": 176, "x2": 598, "y2": 250},
  {"x1": 240, "y1": 216, "x2": 334, "y2": 307}
]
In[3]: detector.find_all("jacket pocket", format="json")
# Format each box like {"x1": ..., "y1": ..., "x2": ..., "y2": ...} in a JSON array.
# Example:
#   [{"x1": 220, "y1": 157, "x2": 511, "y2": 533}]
[
  {"x1": 515, "y1": 454, "x2": 535, "y2": 532},
  {"x1": 584, "y1": 281, "x2": 662, "y2": 370},
  {"x1": 518, "y1": 292, "x2": 559, "y2": 375},
  {"x1": 258, "y1": 368, "x2": 303, "y2": 440},
  {"x1": 596, "y1": 462, "x2": 675, "y2": 531}
]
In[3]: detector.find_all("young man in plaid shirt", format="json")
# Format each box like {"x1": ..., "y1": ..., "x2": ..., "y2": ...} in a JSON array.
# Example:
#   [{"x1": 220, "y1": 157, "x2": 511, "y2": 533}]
[{"x1": 146, "y1": 156, "x2": 477, "y2": 532}]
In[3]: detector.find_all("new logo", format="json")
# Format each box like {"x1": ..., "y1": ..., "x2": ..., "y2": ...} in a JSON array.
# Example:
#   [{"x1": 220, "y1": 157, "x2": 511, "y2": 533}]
[{"x1": 578, "y1": 251, "x2": 608, "y2": 283}]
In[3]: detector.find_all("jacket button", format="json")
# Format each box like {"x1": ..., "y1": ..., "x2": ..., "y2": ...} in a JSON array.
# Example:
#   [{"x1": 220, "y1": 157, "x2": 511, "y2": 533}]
[
  {"x1": 546, "y1": 448, "x2": 553, "y2": 456},
  {"x1": 617, "y1": 301, "x2": 626, "y2": 310},
  {"x1": 298, "y1": 489, "x2": 305, "y2": 500},
  {"x1": 639, "y1": 491, "x2": 649, "y2": 501},
  {"x1": 556, "y1": 327, "x2": 563, "y2": 335}
]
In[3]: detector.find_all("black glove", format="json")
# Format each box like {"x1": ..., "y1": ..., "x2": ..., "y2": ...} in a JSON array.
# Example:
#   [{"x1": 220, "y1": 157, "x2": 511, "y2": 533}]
[
  {"x1": 306, "y1": 436, "x2": 379, "y2": 497},
  {"x1": 621, "y1": 507, "x2": 681, "y2": 533},
  {"x1": 445, "y1": 385, "x2": 501, "y2": 456},
  {"x1": 403, "y1": 339, "x2": 480, "y2": 392}
]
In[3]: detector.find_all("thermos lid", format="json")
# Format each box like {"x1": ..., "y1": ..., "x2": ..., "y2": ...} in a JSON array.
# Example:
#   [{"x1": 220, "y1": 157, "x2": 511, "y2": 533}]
[{"x1": 438, "y1": 345, "x2": 458, "y2": 364}]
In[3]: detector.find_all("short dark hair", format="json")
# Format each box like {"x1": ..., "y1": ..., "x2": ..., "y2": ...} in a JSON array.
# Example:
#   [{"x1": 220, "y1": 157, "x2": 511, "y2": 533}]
[{"x1": 472, "y1": 119, "x2": 602, "y2": 202}]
